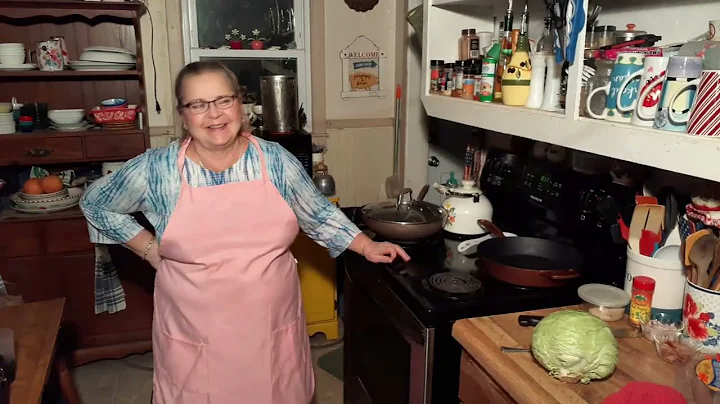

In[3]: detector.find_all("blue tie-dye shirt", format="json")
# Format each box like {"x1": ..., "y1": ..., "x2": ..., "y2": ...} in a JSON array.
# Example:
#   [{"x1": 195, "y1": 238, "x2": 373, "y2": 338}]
[{"x1": 80, "y1": 138, "x2": 360, "y2": 258}]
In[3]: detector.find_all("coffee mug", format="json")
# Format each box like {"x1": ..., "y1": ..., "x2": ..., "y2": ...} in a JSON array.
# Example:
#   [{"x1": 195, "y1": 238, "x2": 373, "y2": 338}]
[
  {"x1": 586, "y1": 53, "x2": 645, "y2": 122},
  {"x1": 653, "y1": 56, "x2": 703, "y2": 132},
  {"x1": 667, "y1": 70, "x2": 720, "y2": 136},
  {"x1": 617, "y1": 55, "x2": 669, "y2": 126}
]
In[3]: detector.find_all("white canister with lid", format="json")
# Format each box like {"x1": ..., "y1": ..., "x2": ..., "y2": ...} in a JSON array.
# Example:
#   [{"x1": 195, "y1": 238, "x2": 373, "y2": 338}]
[{"x1": 624, "y1": 246, "x2": 685, "y2": 323}]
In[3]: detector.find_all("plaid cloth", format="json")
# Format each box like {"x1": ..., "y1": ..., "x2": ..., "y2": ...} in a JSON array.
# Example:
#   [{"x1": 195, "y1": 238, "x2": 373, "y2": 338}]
[{"x1": 94, "y1": 245, "x2": 127, "y2": 314}]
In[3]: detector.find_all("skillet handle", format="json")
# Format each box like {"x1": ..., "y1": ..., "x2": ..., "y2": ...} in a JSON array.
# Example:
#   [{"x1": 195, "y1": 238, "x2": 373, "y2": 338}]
[
  {"x1": 477, "y1": 219, "x2": 505, "y2": 239},
  {"x1": 545, "y1": 272, "x2": 581, "y2": 280},
  {"x1": 518, "y1": 315, "x2": 544, "y2": 327}
]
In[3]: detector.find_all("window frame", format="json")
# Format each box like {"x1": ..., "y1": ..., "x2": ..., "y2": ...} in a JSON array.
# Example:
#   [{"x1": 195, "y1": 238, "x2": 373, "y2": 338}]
[{"x1": 180, "y1": 0, "x2": 313, "y2": 131}]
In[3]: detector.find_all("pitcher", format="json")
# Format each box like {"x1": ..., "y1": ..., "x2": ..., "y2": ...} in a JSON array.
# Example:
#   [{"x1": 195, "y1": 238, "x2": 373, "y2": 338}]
[{"x1": 29, "y1": 39, "x2": 64, "y2": 71}]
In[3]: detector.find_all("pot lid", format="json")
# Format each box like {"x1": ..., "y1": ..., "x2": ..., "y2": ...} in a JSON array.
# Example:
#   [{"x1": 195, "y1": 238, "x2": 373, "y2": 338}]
[
  {"x1": 577, "y1": 283, "x2": 630, "y2": 308},
  {"x1": 434, "y1": 180, "x2": 483, "y2": 196},
  {"x1": 363, "y1": 190, "x2": 446, "y2": 225}
]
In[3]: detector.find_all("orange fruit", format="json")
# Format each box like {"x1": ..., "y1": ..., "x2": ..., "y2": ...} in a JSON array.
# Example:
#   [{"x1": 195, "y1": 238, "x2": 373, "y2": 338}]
[
  {"x1": 22, "y1": 178, "x2": 43, "y2": 195},
  {"x1": 40, "y1": 175, "x2": 64, "y2": 194}
]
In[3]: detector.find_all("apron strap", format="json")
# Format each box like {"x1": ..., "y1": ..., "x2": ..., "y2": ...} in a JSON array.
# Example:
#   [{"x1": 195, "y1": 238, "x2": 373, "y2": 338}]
[
  {"x1": 177, "y1": 134, "x2": 269, "y2": 184},
  {"x1": 176, "y1": 138, "x2": 192, "y2": 185}
]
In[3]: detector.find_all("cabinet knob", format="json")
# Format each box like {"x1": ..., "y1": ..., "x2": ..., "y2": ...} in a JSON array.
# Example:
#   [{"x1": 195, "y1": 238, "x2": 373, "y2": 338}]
[{"x1": 24, "y1": 148, "x2": 51, "y2": 158}]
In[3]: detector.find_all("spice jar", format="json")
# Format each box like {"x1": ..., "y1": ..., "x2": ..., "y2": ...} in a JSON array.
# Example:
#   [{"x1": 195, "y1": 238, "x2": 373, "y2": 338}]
[
  {"x1": 628, "y1": 276, "x2": 656, "y2": 330},
  {"x1": 461, "y1": 63, "x2": 475, "y2": 99},
  {"x1": 443, "y1": 62, "x2": 455, "y2": 96},
  {"x1": 453, "y1": 60, "x2": 467, "y2": 97},
  {"x1": 473, "y1": 64, "x2": 482, "y2": 101},
  {"x1": 459, "y1": 29, "x2": 480, "y2": 60},
  {"x1": 430, "y1": 60, "x2": 445, "y2": 94}
]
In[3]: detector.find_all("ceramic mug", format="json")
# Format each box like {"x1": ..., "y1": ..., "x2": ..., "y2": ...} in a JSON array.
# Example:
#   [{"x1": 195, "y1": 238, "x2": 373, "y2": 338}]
[
  {"x1": 666, "y1": 70, "x2": 720, "y2": 136},
  {"x1": 653, "y1": 56, "x2": 703, "y2": 132},
  {"x1": 29, "y1": 40, "x2": 64, "y2": 71},
  {"x1": 710, "y1": 20, "x2": 720, "y2": 41},
  {"x1": 617, "y1": 55, "x2": 669, "y2": 127},
  {"x1": 586, "y1": 53, "x2": 645, "y2": 122}
]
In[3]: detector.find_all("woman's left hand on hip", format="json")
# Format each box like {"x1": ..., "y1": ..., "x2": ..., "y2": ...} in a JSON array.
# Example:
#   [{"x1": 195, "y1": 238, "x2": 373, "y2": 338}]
[{"x1": 362, "y1": 241, "x2": 410, "y2": 264}]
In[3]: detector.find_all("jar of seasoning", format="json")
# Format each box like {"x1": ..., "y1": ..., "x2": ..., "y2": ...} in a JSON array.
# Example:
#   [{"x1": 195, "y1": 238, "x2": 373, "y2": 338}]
[
  {"x1": 459, "y1": 29, "x2": 480, "y2": 60},
  {"x1": 430, "y1": 60, "x2": 445, "y2": 94},
  {"x1": 479, "y1": 57, "x2": 496, "y2": 102},
  {"x1": 443, "y1": 62, "x2": 455, "y2": 96},
  {"x1": 628, "y1": 276, "x2": 656, "y2": 329},
  {"x1": 453, "y1": 60, "x2": 466, "y2": 97},
  {"x1": 461, "y1": 63, "x2": 475, "y2": 99},
  {"x1": 473, "y1": 64, "x2": 482, "y2": 101}
]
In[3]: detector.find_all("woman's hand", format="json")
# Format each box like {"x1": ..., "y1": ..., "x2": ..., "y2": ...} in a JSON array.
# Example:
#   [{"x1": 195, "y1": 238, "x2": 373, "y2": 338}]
[
  {"x1": 361, "y1": 241, "x2": 410, "y2": 264},
  {"x1": 145, "y1": 243, "x2": 163, "y2": 271}
]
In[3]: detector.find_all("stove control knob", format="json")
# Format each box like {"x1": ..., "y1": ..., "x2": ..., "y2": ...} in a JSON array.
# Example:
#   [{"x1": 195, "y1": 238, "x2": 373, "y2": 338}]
[{"x1": 428, "y1": 156, "x2": 440, "y2": 167}]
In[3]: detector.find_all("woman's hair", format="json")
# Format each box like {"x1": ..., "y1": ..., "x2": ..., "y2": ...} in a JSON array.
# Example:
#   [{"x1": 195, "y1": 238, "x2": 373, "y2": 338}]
[{"x1": 174, "y1": 60, "x2": 251, "y2": 139}]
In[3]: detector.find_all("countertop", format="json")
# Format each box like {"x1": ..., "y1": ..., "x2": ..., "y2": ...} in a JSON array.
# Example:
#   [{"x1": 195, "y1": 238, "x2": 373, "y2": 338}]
[{"x1": 452, "y1": 305, "x2": 679, "y2": 404}]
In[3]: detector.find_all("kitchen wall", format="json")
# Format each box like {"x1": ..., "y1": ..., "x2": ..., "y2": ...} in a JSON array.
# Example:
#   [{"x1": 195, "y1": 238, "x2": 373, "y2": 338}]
[{"x1": 139, "y1": 0, "x2": 407, "y2": 206}]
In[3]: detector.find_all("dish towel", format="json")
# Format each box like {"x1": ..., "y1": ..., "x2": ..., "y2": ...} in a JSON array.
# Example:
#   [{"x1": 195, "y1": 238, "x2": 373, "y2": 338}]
[{"x1": 94, "y1": 245, "x2": 127, "y2": 314}]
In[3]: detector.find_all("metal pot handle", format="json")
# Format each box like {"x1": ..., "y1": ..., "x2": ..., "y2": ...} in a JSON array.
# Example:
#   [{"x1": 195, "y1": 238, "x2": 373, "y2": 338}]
[{"x1": 395, "y1": 188, "x2": 414, "y2": 208}]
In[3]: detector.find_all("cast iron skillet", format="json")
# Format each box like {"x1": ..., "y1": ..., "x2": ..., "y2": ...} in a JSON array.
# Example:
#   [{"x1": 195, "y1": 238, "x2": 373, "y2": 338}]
[{"x1": 475, "y1": 220, "x2": 583, "y2": 288}]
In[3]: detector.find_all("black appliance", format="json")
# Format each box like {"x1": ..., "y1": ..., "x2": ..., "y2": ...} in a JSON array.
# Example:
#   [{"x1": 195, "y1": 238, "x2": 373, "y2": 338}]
[
  {"x1": 260, "y1": 129, "x2": 313, "y2": 177},
  {"x1": 343, "y1": 149, "x2": 636, "y2": 404}
]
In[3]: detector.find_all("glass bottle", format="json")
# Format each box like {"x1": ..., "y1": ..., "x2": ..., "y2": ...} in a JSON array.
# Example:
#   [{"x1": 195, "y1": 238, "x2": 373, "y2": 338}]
[
  {"x1": 459, "y1": 29, "x2": 481, "y2": 60},
  {"x1": 537, "y1": 16, "x2": 555, "y2": 54},
  {"x1": 495, "y1": 8, "x2": 514, "y2": 100},
  {"x1": 430, "y1": 60, "x2": 445, "y2": 94},
  {"x1": 443, "y1": 62, "x2": 455, "y2": 96},
  {"x1": 453, "y1": 60, "x2": 467, "y2": 98},
  {"x1": 461, "y1": 64, "x2": 475, "y2": 99},
  {"x1": 502, "y1": 3, "x2": 531, "y2": 106}
]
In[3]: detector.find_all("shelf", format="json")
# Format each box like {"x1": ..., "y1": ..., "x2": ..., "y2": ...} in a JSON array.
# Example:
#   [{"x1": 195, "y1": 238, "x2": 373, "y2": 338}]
[
  {"x1": 0, "y1": 204, "x2": 84, "y2": 223},
  {"x1": 0, "y1": 0, "x2": 145, "y2": 11},
  {"x1": 190, "y1": 48, "x2": 305, "y2": 60},
  {"x1": 0, "y1": 128, "x2": 145, "y2": 139},
  {"x1": 422, "y1": 94, "x2": 720, "y2": 182},
  {"x1": 0, "y1": 70, "x2": 140, "y2": 79}
]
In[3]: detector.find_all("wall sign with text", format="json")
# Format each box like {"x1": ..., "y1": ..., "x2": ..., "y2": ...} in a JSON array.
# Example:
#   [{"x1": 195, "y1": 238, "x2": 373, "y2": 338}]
[{"x1": 340, "y1": 35, "x2": 386, "y2": 99}]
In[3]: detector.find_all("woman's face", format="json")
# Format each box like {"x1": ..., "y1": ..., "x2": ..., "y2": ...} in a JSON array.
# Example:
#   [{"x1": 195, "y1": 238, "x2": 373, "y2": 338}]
[{"x1": 179, "y1": 71, "x2": 243, "y2": 149}]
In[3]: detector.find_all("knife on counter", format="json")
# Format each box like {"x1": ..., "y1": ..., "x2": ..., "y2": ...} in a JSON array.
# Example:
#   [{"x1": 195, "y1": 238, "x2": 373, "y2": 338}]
[{"x1": 518, "y1": 315, "x2": 642, "y2": 338}]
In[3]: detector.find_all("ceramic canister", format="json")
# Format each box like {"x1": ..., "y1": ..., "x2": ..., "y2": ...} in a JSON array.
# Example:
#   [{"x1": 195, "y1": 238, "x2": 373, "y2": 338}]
[
  {"x1": 617, "y1": 55, "x2": 669, "y2": 127},
  {"x1": 586, "y1": 52, "x2": 645, "y2": 122},
  {"x1": 683, "y1": 280, "x2": 720, "y2": 353},
  {"x1": 32, "y1": 39, "x2": 64, "y2": 71},
  {"x1": 653, "y1": 56, "x2": 703, "y2": 132}
]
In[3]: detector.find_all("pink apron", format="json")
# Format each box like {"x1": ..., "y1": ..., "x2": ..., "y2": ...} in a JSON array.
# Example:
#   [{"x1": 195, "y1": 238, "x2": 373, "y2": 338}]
[{"x1": 152, "y1": 136, "x2": 315, "y2": 404}]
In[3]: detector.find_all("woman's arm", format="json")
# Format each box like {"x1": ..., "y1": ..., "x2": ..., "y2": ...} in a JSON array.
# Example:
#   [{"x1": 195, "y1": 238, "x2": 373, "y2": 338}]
[
  {"x1": 80, "y1": 152, "x2": 162, "y2": 268},
  {"x1": 272, "y1": 144, "x2": 408, "y2": 262}
]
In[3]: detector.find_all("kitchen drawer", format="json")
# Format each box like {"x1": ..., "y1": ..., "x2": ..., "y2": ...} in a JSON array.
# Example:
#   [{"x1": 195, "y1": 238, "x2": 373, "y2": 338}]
[
  {"x1": 46, "y1": 218, "x2": 94, "y2": 254},
  {"x1": 0, "y1": 217, "x2": 93, "y2": 258},
  {"x1": 459, "y1": 350, "x2": 515, "y2": 404},
  {"x1": 0, "y1": 222, "x2": 43, "y2": 258},
  {"x1": 0, "y1": 136, "x2": 83, "y2": 165},
  {"x1": 84, "y1": 133, "x2": 146, "y2": 159}
]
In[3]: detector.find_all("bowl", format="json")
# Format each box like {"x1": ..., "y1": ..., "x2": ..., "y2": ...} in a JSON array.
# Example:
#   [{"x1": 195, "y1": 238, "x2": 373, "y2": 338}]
[
  {"x1": 642, "y1": 319, "x2": 684, "y2": 342},
  {"x1": 48, "y1": 109, "x2": 85, "y2": 125},
  {"x1": 0, "y1": 112, "x2": 13, "y2": 124},
  {"x1": 100, "y1": 98, "x2": 127, "y2": 108},
  {"x1": 578, "y1": 283, "x2": 631, "y2": 322},
  {"x1": 654, "y1": 333, "x2": 703, "y2": 364},
  {"x1": 0, "y1": 122, "x2": 15, "y2": 134},
  {"x1": 0, "y1": 103, "x2": 11, "y2": 113},
  {"x1": 78, "y1": 50, "x2": 135, "y2": 64}
]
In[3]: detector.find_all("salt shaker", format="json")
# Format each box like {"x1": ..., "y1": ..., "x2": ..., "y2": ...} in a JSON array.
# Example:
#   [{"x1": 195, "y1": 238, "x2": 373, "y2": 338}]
[{"x1": 525, "y1": 53, "x2": 547, "y2": 109}]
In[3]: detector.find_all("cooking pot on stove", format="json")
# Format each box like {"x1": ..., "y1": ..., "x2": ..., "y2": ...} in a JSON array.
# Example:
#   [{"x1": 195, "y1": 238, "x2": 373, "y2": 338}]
[
  {"x1": 434, "y1": 180, "x2": 493, "y2": 236},
  {"x1": 362, "y1": 188, "x2": 446, "y2": 241}
]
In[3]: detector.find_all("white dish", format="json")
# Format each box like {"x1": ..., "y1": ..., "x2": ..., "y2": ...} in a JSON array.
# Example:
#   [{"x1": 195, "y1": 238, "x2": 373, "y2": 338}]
[
  {"x1": 0, "y1": 43, "x2": 24, "y2": 48},
  {"x1": 18, "y1": 188, "x2": 69, "y2": 201},
  {"x1": 11, "y1": 202, "x2": 80, "y2": 214},
  {"x1": 11, "y1": 187, "x2": 82, "y2": 210},
  {"x1": 0, "y1": 63, "x2": 36, "y2": 71},
  {"x1": 49, "y1": 109, "x2": 85, "y2": 125},
  {"x1": 82, "y1": 46, "x2": 136, "y2": 56},
  {"x1": 67, "y1": 61, "x2": 135, "y2": 71},
  {"x1": 79, "y1": 50, "x2": 136, "y2": 64}
]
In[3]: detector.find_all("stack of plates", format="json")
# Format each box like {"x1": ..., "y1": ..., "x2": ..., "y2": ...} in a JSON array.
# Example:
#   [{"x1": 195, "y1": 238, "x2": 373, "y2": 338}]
[
  {"x1": 51, "y1": 121, "x2": 94, "y2": 132},
  {"x1": 0, "y1": 43, "x2": 35, "y2": 71},
  {"x1": 103, "y1": 122, "x2": 138, "y2": 130},
  {"x1": 68, "y1": 46, "x2": 136, "y2": 71},
  {"x1": 0, "y1": 111, "x2": 14, "y2": 134},
  {"x1": 10, "y1": 187, "x2": 82, "y2": 213}
]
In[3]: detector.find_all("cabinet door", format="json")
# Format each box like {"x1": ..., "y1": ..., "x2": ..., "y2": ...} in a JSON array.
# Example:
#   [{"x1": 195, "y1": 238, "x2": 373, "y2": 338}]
[{"x1": 292, "y1": 233, "x2": 336, "y2": 324}]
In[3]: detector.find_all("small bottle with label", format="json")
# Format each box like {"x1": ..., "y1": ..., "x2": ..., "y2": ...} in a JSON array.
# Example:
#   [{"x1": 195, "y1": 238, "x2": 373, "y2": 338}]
[
  {"x1": 479, "y1": 57, "x2": 497, "y2": 103},
  {"x1": 429, "y1": 60, "x2": 445, "y2": 94},
  {"x1": 443, "y1": 62, "x2": 455, "y2": 96},
  {"x1": 453, "y1": 60, "x2": 466, "y2": 98},
  {"x1": 461, "y1": 63, "x2": 475, "y2": 99},
  {"x1": 459, "y1": 29, "x2": 481, "y2": 60},
  {"x1": 628, "y1": 276, "x2": 655, "y2": 330}
]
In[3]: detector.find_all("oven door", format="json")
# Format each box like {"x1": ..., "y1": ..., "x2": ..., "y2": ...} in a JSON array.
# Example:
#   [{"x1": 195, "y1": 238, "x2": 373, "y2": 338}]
[{"x1": 344, "y1": 266, "x2": 434, "y2": 404}]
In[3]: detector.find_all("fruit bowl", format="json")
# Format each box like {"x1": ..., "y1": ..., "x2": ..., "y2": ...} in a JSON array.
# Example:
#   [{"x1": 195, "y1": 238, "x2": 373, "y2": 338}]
[
  {"x1": 88, "y1": 105, "x2": 137, "y2": 124},
  {"x1": 18, "y1": 188, "x2": 68, "y2": 201}
]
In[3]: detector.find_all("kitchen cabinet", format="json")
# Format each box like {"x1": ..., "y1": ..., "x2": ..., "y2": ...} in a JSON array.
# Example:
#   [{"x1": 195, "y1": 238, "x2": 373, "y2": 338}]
[
  {"x1": 293, "y1": 232, "x2": 339, "y2": 340},
  {"x1": 420, "y1": 0, "x2": 719, "y2": 182},
  {"x1": 452, "y1": 305, "x2": 679, "y2": 403}
]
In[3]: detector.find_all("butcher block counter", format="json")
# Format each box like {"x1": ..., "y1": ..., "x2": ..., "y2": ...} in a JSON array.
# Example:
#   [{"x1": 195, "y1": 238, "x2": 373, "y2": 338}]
[{"x1": 452, "y1": 305, "x2": 677, "y2": 404}]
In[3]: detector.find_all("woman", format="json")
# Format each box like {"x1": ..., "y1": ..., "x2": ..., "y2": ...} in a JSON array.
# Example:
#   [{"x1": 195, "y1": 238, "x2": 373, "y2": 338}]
[{"x1": 80, "y1": 61, "x2": 409, "y2": 404}]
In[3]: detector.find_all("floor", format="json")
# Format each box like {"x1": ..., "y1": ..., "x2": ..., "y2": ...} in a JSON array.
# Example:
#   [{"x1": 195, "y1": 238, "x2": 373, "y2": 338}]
[{"x1": 72, "y1": 343, "x2": 344, "y2": 404}]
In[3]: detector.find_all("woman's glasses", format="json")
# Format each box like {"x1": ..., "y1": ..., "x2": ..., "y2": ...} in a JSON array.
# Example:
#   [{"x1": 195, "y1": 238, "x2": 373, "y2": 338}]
[{"x1": 181, "y1": 95, "x2": 237, "y2": 115}]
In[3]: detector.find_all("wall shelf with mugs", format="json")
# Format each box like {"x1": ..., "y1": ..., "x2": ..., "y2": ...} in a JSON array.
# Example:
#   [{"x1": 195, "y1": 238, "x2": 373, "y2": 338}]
[{"x1": 421, "y1": 0, "x2": 720, "y2": 183}]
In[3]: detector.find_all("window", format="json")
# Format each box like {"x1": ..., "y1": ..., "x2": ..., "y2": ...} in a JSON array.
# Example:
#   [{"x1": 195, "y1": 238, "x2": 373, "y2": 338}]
[{"x1": 181, "y1": 0, "x2": 312, "y2": 130}]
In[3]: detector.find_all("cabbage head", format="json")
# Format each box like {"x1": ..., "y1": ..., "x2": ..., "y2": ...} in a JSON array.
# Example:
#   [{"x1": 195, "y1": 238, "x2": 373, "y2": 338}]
[{"x1": 531, "y1": 310, "x2": 619, "y2": 384}]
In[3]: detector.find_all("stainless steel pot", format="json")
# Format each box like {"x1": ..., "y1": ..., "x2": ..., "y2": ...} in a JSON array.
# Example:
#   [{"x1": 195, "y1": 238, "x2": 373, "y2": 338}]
[
  {"x1": 362, "y1": 188, "x2": 447, "y2": 241},
  {"x1": 260, "y1": 75, "x2": 299, "y2": 134}
]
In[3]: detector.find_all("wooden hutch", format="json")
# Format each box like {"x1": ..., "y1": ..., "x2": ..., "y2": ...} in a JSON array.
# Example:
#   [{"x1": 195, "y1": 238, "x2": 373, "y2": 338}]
[{"x1": 0, "y1": 0, "x2": 155, "y2": 367}]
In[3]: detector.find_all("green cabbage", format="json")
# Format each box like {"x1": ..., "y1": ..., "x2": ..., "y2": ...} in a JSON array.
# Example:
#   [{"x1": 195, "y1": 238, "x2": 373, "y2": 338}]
[{"x1": 531, "y1": 310, "x2": 619, "y2": 384}]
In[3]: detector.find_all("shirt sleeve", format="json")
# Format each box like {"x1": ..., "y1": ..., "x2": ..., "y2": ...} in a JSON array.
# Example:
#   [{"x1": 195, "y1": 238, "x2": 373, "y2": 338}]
[
  {"x1": 273, "y1": 145, "x2": 361, "y2": 258},
  {"x1": 80, "y1": 152, "x2": 149, "y2": 244}
]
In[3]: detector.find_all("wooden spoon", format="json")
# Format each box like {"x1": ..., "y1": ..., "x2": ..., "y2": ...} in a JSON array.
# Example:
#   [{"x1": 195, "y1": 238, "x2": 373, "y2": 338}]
[
  {"x1": 689, "y1": 233, "x2": 718, "y2": 288},
  {"x1": 709, "y1": 241, "x2": 720, "y2": 290}
]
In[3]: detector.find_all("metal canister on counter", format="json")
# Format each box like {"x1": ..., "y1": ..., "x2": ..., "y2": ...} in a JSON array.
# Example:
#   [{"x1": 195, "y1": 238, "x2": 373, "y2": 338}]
[
  {"x1": 430, "y1": 59, "x2": 445, "y2": 94},
  {"x1": 443, "y1": 62, "x2": 455, "y2": 96},
  {"x1": 479, "y1": 57, "x2": 496, "y2": 102}
]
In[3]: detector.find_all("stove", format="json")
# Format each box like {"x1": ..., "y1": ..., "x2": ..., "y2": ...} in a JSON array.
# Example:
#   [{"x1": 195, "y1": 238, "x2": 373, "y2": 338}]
[{"x1": 343, "y1": 149, "x2": 638, "y2": 404}]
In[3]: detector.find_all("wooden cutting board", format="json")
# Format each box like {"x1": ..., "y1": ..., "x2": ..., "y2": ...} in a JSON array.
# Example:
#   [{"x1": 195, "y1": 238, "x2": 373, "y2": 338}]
[{"x1": 452, "y1": 305, "x2": 676, "y2": 404}]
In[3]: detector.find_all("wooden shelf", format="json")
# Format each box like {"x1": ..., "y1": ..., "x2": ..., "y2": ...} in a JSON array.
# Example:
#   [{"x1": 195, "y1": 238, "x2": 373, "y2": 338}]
[
  {"x1": 0, "y1": 69, "x2": 140, "y2": 79},
  {"x1": 0, "y1": 204, "x2": 84, "y2": 223},
  {"x1": 0, "y1": 0, "x2": 145, "y2": 11},
  {"x1": 0, "y1": 128, "x2": 145, "y2": 139}
]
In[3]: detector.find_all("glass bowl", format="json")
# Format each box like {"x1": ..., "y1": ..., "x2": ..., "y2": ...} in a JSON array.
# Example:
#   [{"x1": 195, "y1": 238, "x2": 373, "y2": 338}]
[
  {"x1": 654, "y1": 333, "x2": 703, "y2": 365},
  {"x1": 642, "y1": 319, "x2": 684, "y2": 342}
]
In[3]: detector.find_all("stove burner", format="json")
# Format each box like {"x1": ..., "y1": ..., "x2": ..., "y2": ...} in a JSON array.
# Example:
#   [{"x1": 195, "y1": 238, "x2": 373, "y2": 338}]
[{"x1": 427, "y1": 273, "x2": 482, "y2": 294}]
